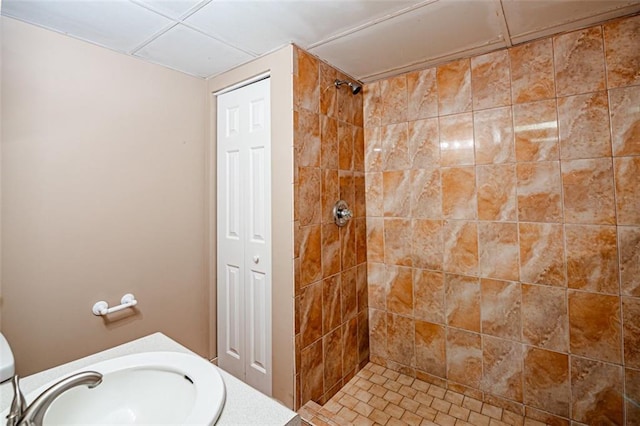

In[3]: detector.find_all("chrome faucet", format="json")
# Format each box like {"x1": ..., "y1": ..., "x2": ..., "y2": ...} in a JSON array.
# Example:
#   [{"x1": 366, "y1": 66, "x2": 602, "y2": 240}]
[{"x1": 6, "y1": 371, "x2": 102, "y2": 426}]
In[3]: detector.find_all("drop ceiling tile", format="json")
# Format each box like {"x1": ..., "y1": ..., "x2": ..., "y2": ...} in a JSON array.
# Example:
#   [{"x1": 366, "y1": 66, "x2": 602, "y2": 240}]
[
  {"x1": 135, "y1": 24, "x2": 254, "y2": 78},
  {"x1": 310, "y1": 0, "x2": 507, "y2": 81},
  {"x1": 503, "y1": 0, "x2": 640, "y2": 43},
  {"x1": 1, "y1": 0, "x2": 172, "y2": 52},
  {"x1": 132, "y1": 0, "x2": 208, "y2": 20},
  {"x1": 184, "y1": 0, "x2": 421, "y2": 55}
]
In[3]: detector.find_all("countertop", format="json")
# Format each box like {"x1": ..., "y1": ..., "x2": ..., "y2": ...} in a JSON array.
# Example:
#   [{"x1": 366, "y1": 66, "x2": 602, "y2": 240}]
[{"x1": 0, "y1": 333, "x2": 300, "y2": 425}]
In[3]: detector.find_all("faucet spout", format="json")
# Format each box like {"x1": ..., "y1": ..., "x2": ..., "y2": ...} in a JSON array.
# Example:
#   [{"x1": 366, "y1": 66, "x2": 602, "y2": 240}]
[{"x1": 11, "y1": 371, "x2": 102, "y2": 426}]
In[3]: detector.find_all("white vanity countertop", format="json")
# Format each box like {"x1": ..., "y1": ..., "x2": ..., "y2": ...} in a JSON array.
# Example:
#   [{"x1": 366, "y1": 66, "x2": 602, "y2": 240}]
[{"x1": 0, "y1": 333, "x2": 300, "y2": 426}]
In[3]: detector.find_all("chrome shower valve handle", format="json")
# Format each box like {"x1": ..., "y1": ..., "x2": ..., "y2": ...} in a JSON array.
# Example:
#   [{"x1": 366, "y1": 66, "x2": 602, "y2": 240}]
[{"x1": 333, "y1": 200, "x2": 353, "y2": 227}]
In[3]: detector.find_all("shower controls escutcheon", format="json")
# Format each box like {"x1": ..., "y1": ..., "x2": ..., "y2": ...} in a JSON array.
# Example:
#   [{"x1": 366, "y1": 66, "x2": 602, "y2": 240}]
[{"x1": 333, "y1": 200, "x2": 353, "y2": 227}]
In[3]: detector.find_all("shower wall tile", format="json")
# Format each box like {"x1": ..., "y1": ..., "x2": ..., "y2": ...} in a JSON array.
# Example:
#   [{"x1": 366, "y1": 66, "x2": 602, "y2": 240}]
[
  {"x1": 473, "y1": 106, "x2": 515, "y2": 165},
  {"x1": 439, "y1": 113, "x2": 474, "y2": 166},
  {"x1": 478, "y1": 222, "x2": 519, "y2": 281},
  {"x1": 442, "y1": 220, "x2": 478, "y2": 276},
  {"x1": 568, "y1": 291, "x2": 622, "y2": 364},
  {"x1": 361, "y1": 16, "x2": 637, "y2": 424},
  {"x1": 477, "y1": 164, "x2": 516, "y2": 221},
  {"x1": 294, "y1": 47, "x2": 367, "y2": 408},
  {"x1": 482, "y1": 336, "x2": 523, "y2": 401},
  {"x1": 622, "y1": 296, "x2": 640, "y2": 368},
  {"x1": 408, "y1": 118, "x2": 440, "y2": 167},
  {"x1": 410, "y1": 168, "x2": 441, "y2": 219},
  {"x1": 380, "y1": 75, "x2": 407, "y2": 125},
  {"x1": 509, "y1": 38, "x2": 555, "y2": 104},
  {"x1": 518, "y1": 223, "x2": 566, "y2": 287},
  {"x1": 523, "y1": 347, "x2": 570, "y2": 417},
  {"x1": 414, "y1": 269, "x2": 445, "y2": 324},
  {"x1": 516, "y1": 161, "x2": 562, "y2": 223},
  {"x1": 565, "y1": 225, "x2": 618, "y2": 294},
  {"x1": 407, "y1": 68, "x2": 438, "y2": 121},
  {"x1": 415, "y1": 320, "x2": 446, "y2": 378},
  {"x1": 445, "y1": 274, "x2": 480, "y2": 332},
  {"x1": 561, "y1": 158, "x2": 615, "y2": 225},
  {"x1": 412, "y1": 219, "x2": 443, "y2": 271},
  {"x1": 619, "y1": 226, "x2": 640, "y2": 296},
  {"x1": 481, "y1": 279, "x2": 521, "y2": 341},
  {"x1": 553, "y1": 26, "x2": 606, "y2": 97},
  {"x1": 471, "y1": 49, "x2": 511, "y2": 110},
  {"x1": 614, "y1": 156, "x2": 640, "y2": 225},
  {"x1": 608, "y1": 85, "x2": 640, "y2": 156},
  {"x1": 521, "y1": 284, "x2": 568, "y2": 352},
  {"x1": 513, "y1": 99, "x2": 559, "y2": 162},
  {"x1": 570, "y1": 357, "x2": 623, "y2": 425},
  {"x1": 603, "y1": 14, "x2": 640, "y2": 89},
  {"x1": 557, "y1": 91, "x2": 611, "y2": 160},
  {"x1": 446, "y1": 328, "x2": 482, "y2": 389},
  {"x1": 436, "y1": 58, "x2": 472, "y2": 115},
  {"x1": 441, "y1": 166, "x2": 476, "y2": 219}
]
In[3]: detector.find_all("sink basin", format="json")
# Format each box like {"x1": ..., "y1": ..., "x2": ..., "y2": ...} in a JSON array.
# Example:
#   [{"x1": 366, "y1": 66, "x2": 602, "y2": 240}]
[{"x1": 26, "y1": 352, "x2": 225, "y2": 425}]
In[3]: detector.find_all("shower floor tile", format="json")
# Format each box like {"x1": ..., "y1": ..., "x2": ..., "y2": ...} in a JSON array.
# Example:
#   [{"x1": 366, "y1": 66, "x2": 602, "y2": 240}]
[{"x1": 299, "y1": 363, "x2": 550, "y2": 426}]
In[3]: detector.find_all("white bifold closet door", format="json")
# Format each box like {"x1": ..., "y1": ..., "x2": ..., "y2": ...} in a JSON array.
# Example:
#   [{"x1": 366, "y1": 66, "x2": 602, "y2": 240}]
[{"x1": 217, "y1": 77, "x2": 272, "y2": 396}]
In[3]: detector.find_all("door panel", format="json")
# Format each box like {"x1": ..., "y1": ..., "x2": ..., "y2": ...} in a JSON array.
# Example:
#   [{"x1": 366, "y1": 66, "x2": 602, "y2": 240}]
[{"x1": 217, "y1": 77, "x2": 271, "y2": 396}]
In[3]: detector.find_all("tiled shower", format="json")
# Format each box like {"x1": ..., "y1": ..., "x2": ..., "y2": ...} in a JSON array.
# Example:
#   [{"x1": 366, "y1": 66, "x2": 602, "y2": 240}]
[{"x1": 294, "y1": 13, "x2": 639, "y2": 426}]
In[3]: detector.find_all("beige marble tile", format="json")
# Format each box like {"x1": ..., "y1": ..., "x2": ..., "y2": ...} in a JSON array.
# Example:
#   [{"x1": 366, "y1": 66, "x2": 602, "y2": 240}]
[
  {"x1": 626, "y1": 368, "x2": 640, "y2": 426},
  {"x1": 301, "y1": 224, "x2": 322, "y2": 286},
  {"x1": 410, "y1": 168, "x2": 441, "y2": 219},
  {"x1": 443, "y1": 220, "x2": 478, "y2": 276},
  {"x1": 561, "y1": 158, "x2": 615, "y2": 225},
  {"x1": 437, "y1": 58, "x2": 472, "y2": 115},
  {"x1": 614, "y1": 156, "x2": 640, "y2": 225},
  {"x1": 386, "y1": 313, "x2": 415, "y2": 367},
  {"x1": 295, "y1": 48, "x2": 320, "y2": 113},
  {"x1": 441, "y1": 167, "x2": 476, "y2": 219},
  {"x1": 622, "y1": 296, "x2": 640, "y2": 368},
  {"x1": 565, "y1": 225, "x2": 619, "y2": 294},
  {"x1": 619, "y1": 226, "x2": 640, "y2": 296},
  {"x1": 383, "y1": 170, "x2": 411, "y2": 217},
  {"x1": 570, "y1": 357, "x2": 623, "y2": 425},
  {"x1": 439, "y1": 113, "x2": 474, "y2": 166},
  {"x1": 380, "y1": 75, "x2": 408, "y2": 125},
  {"x1": 521, "y1": 284, "x2": 568, "y2": 352},
  {"x1": 408, "y1": 118, "x2": 440, "y2": 168},
  {"x1": 322, "y1": 223, "x2": 341, "y2": 279},
  {"x1": 381, "y1": 123, "x2": 410, "y2": 171},
  {"x1": 363, "y1": 81, "x2": 381, "y2": 129},
  {"x1": 366, "y1": 217, "x2": 384, "y2": 264},
  {"x1": 415, "y1": 321, "x2": 446, "y2": 378},
  {"x1": 364, "y1": 126, "x2": 382, "y2": 173},
  {"x1": 295, "y1": 109, "x2": 321, "y2": 167},
  {"x1": 412, "y1": 219, "x2": 443, "y2": 271},
  {"x1": 481, "y1": 279, "x2": 521, "y2": 341},
  {"x1": 477, "y1": 164, "x2": 517, "y2": 221},
  {"x1": 301, "y1": 281, "x2": 324, "y2": 347},
  {"x1": 414, "y1": 269, "x2": 445, "y2": 324},
  {"x1": 474, "y1": 106, "x2": 515, "y2": 165},
  {"x1": 509, "y1": 38, "x2": 555, "y2": 104},
  {"x1": 367, "y1": 262, "x2": 386, "y2": 311},
  {"x1": 323, "y1": 275, "x2": 342, "y2": 334},
  {"x1": 385, "y1": 265, "x2": 413, "y2": 316},
  {"x1": 324, "y1": 327, "x2": 343, "y2": 392},
  {"x1": 516, "y1": 161, "x2": 562, "y2": 223},
  {"x1": 445, "y1": 274, "x2": 480, "y2": 332},
  {"x1": 609, "y1": 85, "x2": 640, "y2": 156},
  {"x1": 407, "y1": 68, "x2": 438, "y2": 121},
  {"x1": 369, "y1": 308, "x2": 387, "y2": 359},
  {"x1": 553, "y1": 26, "x2": 606, "y2": 97},
  {"x1": 482, "y1": 336, "x2": 523, "y2": 402},
  {"x1": 338, "y1": 121, "x2": 354, "y2": 171},
  {"x1": 299, "y1": 167, "x2": 322, "y2": 226},
  {"x1": 603, "y1": 14, "x2": 640, "y2": 89},
  {"x1": 478, "y1": 222, "x2": 519, "y2": 281},
  {"x1": 341, "y1": 268, "x2": 358, "y2": 323},
  {"x1": 321, "y1": 115, "x2": 339, "y2": 169},
  {"x1": 322, "y1": 169, "x2": 339, "y2": 224},
  {"x1": 523, "y1": 347, "x2": 570, "y2": 417},
  {"x1": 319, "y1": 61, "x2": 337, "y2": 118},
  {"x1": 518, "y1": 222, "x2": 566, "y2": 287},
  {"x1": 446, "y1": 328, "x2": 482, "y2": 389},
  {"x1": 384, "y1": 218, "x2": 412, "y2": 266},
  {"x1": 365, "y1": 172, "x2": 383, "y2": 217},
  {"x1": 557, "y1": 91, "x2": 611, "y2": 160},
  {"x1": 513, "y1": 100, "x2": 559, "y2": 162},
  {"x1": 301, "y1": 339, "x2": 324, "y2": 403},
  {"x1": 471, "y1": 50, "x2": 511, "y2": 110},
  {"x1": 568, "y1": 290, "x2": 622, "y2": 364}
]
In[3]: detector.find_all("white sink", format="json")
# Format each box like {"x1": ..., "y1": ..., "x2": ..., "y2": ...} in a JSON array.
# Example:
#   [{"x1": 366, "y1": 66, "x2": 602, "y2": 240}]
[{"x1": 27, "y1": 352, "x2": 225, "y2": 425}]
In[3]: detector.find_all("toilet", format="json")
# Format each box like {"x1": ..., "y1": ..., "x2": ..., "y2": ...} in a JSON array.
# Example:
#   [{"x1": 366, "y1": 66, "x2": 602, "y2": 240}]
[{"x1": 0, "y1": 332, "x2": 15, "y2": 382}]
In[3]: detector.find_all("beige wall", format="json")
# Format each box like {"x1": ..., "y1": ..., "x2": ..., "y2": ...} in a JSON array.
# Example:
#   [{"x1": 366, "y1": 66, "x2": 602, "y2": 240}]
[
  {"x1": 207, "y1": 45, "x2": 296, "y2": 408},
  {"x1": 1, "y1": 17, "x2": 210, "y2": 376}
]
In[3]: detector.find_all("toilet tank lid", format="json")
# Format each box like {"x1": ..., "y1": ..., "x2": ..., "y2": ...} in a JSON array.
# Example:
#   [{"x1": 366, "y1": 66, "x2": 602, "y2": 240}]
[{"x1": 0, "y1": 332, "x2": 15, "y2": 382}]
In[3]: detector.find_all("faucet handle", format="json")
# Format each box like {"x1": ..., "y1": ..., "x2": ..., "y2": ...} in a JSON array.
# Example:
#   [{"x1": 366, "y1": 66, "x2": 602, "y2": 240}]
[{"x1": 6, "y1": 375, "x2": 26, "y2": 426}]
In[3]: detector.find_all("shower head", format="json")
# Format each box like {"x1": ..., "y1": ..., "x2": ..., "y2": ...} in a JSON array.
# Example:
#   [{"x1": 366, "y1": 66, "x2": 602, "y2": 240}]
[{"x1": 334, "y1": 79, "x2": 362, "y2": 95}]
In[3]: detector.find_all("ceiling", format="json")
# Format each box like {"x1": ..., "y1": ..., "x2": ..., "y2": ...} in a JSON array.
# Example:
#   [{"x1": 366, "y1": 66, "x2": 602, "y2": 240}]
[{"x1": 2, "y1": 0, "x2": 640, "y2": 82}]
